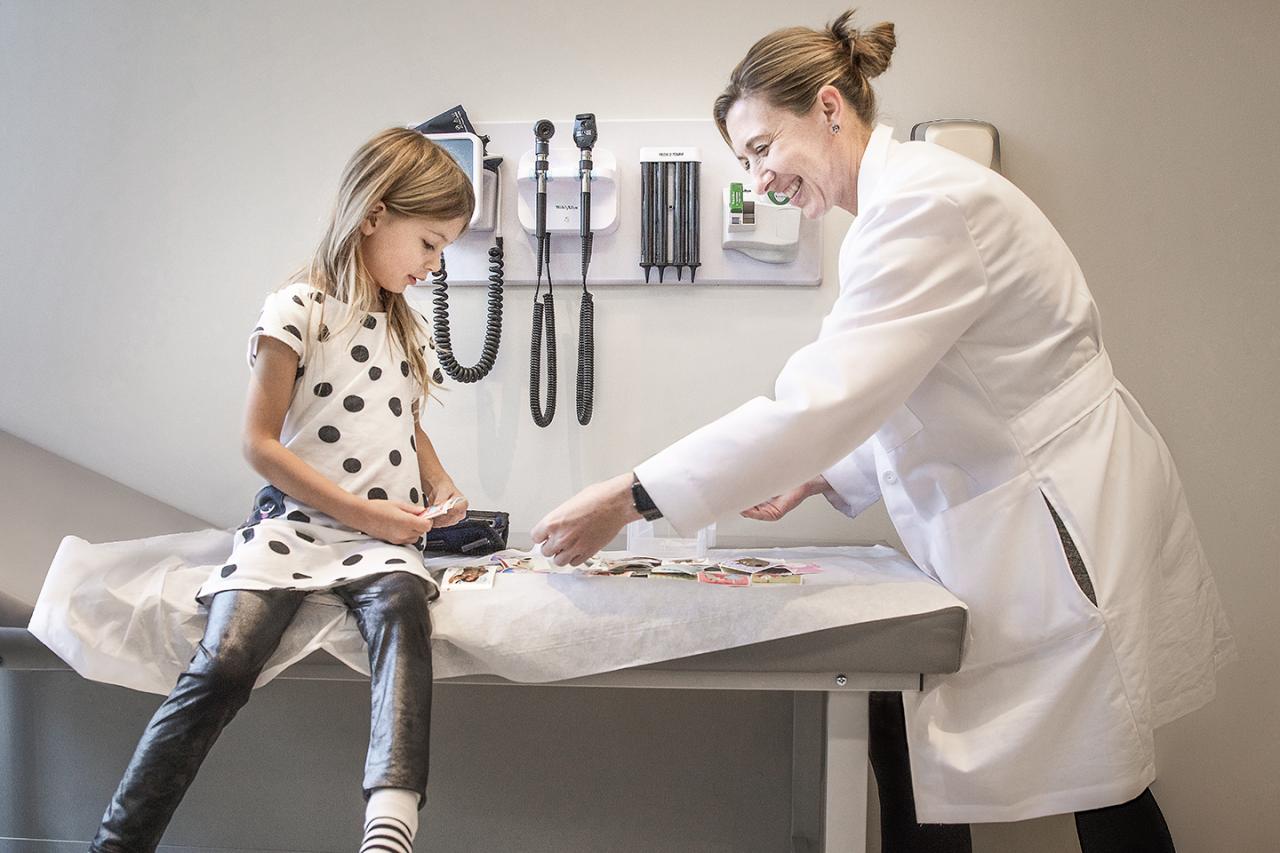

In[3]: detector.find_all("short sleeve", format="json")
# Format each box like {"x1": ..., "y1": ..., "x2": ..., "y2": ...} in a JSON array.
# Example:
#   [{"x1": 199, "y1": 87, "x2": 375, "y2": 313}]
[{"x1": 248, "y1": 286, "x2": 312, "y2": 368}]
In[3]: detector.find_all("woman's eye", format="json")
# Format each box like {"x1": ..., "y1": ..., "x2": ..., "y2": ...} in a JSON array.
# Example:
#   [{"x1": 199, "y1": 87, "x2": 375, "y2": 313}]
[
  {"x1": 754, "y1": 144, "x2": 769, "y2": 156},
  {"x1": 422, "y1": 241, "x2": 436, "y2": 252}
]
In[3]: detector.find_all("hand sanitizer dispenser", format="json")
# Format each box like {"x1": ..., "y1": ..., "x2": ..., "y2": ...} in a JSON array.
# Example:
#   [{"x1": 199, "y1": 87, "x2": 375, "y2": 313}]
[{"x1": 910, "y1": 119, "x2": 1001, "y2": 173}]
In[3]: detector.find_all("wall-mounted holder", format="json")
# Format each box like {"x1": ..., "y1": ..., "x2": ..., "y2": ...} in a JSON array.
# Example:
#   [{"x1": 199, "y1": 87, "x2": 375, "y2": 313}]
[
  {"x1": 722, "y1": 182, "x2": 802, "y2": 263},
  {"x1": 515, "y1": 147, "x2": 619, "y2": 235},
  {"x1": 421, "y1": 120, "x2": 822, "y2": 288}
]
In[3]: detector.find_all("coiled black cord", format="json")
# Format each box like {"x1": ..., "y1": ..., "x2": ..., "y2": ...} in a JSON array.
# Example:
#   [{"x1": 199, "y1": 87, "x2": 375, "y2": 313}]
[
  {"x1": 530, "y1": 235, "x2": 556, "y2": 427},
  {"x1": 576, "y1": 232, "x2": 595, "y2": 425},
  {"x1": 431, "y1": 240, "x2": 504, "y2": 383}
]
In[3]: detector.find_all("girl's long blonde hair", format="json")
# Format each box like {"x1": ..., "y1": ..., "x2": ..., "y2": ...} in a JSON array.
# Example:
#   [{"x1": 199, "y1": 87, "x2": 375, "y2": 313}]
[{"x1": 293, "y1": 127, "x2": 476, "y2": 397}]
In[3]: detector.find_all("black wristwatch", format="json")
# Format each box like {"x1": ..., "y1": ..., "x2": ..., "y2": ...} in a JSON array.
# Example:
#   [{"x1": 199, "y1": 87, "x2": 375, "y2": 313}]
[{"x1": 630, "y1": 475, "x2": 663, "y2": 521}]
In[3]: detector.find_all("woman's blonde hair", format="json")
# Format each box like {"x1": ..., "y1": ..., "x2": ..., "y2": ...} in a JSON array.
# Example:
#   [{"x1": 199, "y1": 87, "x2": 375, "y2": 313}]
[
  {"x1": 713, "y1": 9, "x2": 896, "y2": 146},
  {"x1": 294, "y1": 127, "x2": 475, "y2": 397}
]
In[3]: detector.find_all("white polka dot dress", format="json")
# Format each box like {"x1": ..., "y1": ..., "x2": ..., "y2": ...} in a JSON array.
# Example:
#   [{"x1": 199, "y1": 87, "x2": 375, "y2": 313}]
[{"x1": 197, "y1": 283, "x2": 443, "y2": 602}]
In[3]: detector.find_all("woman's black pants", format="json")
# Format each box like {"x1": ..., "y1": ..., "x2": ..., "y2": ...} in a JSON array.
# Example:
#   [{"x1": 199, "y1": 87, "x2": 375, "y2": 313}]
[
  {"x1": 89, "y1": 572, "x2": 434, "y2": 853},
  {"x1": 868, "y1": 691, "x2": 1177, "y2": 853}
]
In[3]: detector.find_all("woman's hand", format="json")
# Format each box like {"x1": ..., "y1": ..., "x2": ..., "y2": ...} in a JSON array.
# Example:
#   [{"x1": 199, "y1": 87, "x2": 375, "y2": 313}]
[
  {"x1": 532, "y1": 473, "x2": 640, "y2": 566},
  {"x1": 740, "y1": 475, "x2": 830, "y2": 522},
  {"x1": 358, "y1": 499, "x2": 435, "y2": 545},
  {"x1": 427, "y1": 480, "x2": 469, "y2": 528}
]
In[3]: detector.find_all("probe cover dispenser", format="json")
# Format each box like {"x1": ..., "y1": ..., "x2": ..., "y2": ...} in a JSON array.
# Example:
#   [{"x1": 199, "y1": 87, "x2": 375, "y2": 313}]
[{"x1": 516, "y1": 147, "x2": 619, "y2": 235}]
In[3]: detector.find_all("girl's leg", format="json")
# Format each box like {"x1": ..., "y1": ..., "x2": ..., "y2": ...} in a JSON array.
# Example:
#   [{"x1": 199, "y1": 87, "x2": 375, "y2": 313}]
[
  {"x1": 336, "y1": 572, "x2": 434, "y2": 798},
  {"x1": 868, "y1": 691, "x2": 973, "y2": 853},
  {"x1": 90, "y1": 588, "x2": 306, "y2": 853},
  {"x1": 336, "y1": 572, "x2": 434, "y2": 852},
  {"x1": 1075, "y1": 788, "x2": 1176, "y2": 853}
]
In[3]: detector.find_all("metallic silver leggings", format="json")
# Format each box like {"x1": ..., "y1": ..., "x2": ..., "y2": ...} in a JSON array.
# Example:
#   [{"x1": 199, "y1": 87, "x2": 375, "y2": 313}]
[{"x1": 89, "y1": 571, "x2": 434, "y2": 853}]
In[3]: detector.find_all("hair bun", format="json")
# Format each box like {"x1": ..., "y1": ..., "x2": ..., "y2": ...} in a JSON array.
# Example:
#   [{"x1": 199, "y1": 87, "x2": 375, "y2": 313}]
[{"x1": 828, "y1": 9, "x2": 896, "y2": 79}]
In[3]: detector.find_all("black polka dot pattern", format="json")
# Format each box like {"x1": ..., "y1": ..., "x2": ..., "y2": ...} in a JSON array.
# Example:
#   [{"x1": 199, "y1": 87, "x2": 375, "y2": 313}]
[{"x1": 220, "y1": 285, "x2": 438, "y2": 598}]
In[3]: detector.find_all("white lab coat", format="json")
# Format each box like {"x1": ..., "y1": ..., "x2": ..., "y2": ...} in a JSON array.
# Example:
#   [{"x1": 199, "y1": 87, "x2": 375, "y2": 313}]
[{"x1": 634, "y1": 125, "x2": 1236, "y2": 823}]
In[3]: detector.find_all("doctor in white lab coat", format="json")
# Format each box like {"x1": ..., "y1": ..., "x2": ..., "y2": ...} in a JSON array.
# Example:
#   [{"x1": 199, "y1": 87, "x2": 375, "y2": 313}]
[{"x1": 532, "y1": 10, "x2": 1235, "y2": 847}]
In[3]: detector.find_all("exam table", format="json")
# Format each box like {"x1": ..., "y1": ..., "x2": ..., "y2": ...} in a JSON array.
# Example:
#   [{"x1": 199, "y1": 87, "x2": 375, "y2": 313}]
[{"x1": 0, "y1": 551, "x2": 966, "y2": 853}]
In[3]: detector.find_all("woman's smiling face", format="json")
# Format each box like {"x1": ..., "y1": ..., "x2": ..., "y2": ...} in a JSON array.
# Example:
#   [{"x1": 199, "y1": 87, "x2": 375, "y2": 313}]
[{"x1": 726, "y1": 89, "x2": 854, "y2": 218}]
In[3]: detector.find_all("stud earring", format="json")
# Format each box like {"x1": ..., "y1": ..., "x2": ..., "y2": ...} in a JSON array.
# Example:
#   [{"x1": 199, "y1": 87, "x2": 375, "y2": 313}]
[{"x1": 830, "y1": 123, "x2": 841, "y2": 134}]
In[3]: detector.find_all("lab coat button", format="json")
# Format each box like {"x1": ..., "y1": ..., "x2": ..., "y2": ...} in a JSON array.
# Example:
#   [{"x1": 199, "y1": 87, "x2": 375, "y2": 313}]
[{"x1": 883, "y1": 471, "x2": 898, "y2": 484}]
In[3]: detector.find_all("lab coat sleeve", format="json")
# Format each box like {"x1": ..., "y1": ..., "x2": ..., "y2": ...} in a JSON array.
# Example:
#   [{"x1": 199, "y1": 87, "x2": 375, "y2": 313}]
[
  {"x1": 633, "y1": 191, "x2": 988, "y2": 535},
  {"x1": 820, "y1": 439, "x2": 881, "y2": 518}
]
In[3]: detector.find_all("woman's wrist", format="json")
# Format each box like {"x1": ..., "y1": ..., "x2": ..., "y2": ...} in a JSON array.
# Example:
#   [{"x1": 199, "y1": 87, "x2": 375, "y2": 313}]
[{"x1": 806, "y1": 474, "x2": 831, "y2": 497}]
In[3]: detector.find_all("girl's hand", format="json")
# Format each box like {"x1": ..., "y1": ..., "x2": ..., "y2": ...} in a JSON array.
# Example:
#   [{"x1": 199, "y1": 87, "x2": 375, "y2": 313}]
[
  {"x1": 740, "y1": 476, "x2": 830, "y2": 522},
  {"x1": 359, "y1": 499, "x2": 435, "y2": 545},
  {"x1": 427, "y1": 481, "x2": 469, "y2": 528}
]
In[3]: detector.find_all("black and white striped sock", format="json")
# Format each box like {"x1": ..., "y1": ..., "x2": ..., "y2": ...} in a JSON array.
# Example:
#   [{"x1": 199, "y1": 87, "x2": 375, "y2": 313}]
[{"x1": 360, "y1": 787, "x2": 419, "y2": 853}]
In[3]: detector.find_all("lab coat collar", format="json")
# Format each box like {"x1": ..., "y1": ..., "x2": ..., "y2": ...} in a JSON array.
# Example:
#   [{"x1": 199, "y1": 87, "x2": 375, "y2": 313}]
[{"x1": 856, "y1": 124, "x2": 894, "y2": 214}]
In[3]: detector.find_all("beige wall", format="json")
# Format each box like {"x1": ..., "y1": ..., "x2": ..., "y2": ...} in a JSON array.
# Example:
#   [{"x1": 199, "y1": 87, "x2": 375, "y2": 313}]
[{"x1": 2, "y1": 1, "x2": 1276, "y2": 850}]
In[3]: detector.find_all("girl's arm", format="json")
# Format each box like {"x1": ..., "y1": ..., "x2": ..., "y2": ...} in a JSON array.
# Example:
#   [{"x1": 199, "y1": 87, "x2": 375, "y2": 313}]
[
  {"x1": 242, "y1": 336, "x2": 433, "y2": 545},
  {"x1": 413, "y1": 405, "x2": 469, "y2": 527}
]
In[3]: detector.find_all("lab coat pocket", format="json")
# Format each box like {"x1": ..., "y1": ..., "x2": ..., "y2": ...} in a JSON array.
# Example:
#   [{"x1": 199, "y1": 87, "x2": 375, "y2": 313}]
[
  {"x1": 875, "y1": 404, "x2": 924, "y2": 453},
  {"x1": 933, "y1": 471, "x2": 1103, "y2": 671}
]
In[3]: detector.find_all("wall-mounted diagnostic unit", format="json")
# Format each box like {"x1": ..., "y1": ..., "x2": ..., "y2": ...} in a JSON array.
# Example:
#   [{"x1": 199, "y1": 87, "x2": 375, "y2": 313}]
[{"x1": 722, "y1": 182, "x2": 802, "y2": 264}]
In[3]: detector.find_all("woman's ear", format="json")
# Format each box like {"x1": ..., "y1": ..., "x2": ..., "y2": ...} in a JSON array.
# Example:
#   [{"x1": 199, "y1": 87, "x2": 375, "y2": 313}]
[
  {"x1": 360, "y1": 201, "x2": 387, "y2": 237},
  {"x1": 816, "y1": 85, "x2": 845, "y2": 129}
]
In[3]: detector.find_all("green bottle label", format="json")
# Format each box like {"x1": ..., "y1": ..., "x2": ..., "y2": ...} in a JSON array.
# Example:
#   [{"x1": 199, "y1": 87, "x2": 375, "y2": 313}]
[{"x1": 730, "y1": 182, "x2": 743, "y2": 214}]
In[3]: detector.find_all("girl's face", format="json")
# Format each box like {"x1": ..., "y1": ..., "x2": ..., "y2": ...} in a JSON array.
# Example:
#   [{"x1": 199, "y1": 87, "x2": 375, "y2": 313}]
[
  {"x1": 359, "y1": 205, "x2": 468, "y2": 295},
  {"x1": 725, "y1": 90, "x2": 855, "y2": 218}
]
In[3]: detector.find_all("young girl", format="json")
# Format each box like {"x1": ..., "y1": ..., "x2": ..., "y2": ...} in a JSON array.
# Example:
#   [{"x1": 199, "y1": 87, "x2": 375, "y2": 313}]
[{"x1": 90, "y1": 127, "x2": 475, "y2": 853}]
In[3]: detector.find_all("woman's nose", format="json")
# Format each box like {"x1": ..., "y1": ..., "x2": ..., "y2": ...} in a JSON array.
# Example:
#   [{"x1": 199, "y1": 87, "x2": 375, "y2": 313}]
[{"x1": 752, "y1": 164, "x2": 775, "y2": 195}]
